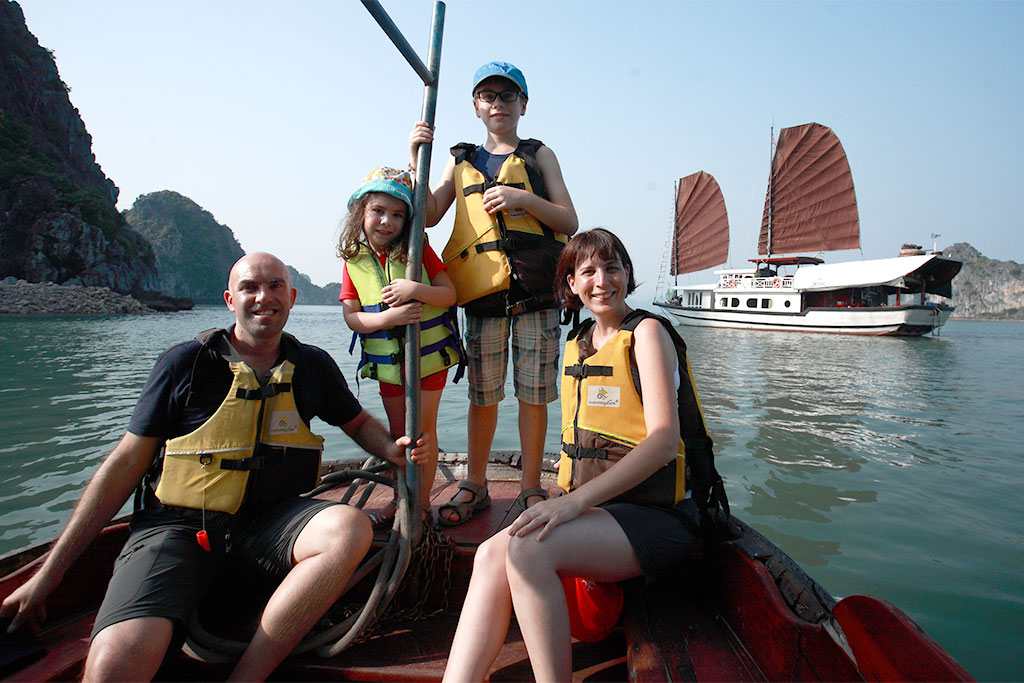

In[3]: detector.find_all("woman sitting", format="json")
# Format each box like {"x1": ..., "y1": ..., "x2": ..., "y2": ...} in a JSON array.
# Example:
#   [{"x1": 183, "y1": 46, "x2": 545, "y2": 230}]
[{"x1": 442, "y1": 228, "x2": 711, "y2": 682}]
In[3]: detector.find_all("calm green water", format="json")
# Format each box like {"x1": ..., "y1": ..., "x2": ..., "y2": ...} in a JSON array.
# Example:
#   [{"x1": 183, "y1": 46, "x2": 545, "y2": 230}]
[{"x1": 1, "y1": 307, "x2": 1020, "y2": 680}]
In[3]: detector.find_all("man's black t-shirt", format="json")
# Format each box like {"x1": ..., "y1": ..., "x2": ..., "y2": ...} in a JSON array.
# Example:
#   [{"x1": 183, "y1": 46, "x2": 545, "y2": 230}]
[{"x1": 128, "y1": 330, "x2": 363, "y2": 528}]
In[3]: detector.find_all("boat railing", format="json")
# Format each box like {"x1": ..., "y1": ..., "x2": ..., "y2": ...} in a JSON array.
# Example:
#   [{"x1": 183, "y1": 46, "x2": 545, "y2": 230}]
[{"x1": 718, "y1": 275, "x2": 794, "y2": 290}]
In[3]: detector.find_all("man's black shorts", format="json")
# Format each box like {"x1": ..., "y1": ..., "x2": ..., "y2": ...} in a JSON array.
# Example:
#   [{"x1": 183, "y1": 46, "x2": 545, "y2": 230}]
[{"x1": 90, "y1": 497, "x2": 337, "y2": 642}]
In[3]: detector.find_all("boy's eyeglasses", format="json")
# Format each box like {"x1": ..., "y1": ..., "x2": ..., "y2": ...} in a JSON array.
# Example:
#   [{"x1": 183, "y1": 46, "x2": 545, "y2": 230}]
[{"x1": 475, "y1": 90, "x2": 521, "y2": 104}]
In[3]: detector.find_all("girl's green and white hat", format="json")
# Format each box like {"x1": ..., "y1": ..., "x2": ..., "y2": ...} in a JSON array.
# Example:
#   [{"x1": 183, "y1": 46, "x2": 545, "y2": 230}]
[{"x1": 348, "y1": 166, "x2": 414, "y2": 214}]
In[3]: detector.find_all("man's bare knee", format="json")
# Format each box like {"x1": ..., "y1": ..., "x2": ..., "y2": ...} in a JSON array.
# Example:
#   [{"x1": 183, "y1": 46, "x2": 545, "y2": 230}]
[
  {"x1": 294, "y1": 504, "x2": 372, "y2": 563},
  {"x1": 85, "y1": 617, "x2": 173, "y2": 681}
]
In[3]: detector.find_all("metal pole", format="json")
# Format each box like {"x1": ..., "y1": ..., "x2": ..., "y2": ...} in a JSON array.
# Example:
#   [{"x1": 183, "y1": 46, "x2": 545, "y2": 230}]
[
  {"x1": 360, "y1": 0, "x2": 445, "y2": 544},
  {"x1": 360, "y1": 0, "x2": 435, "y2": 86}
]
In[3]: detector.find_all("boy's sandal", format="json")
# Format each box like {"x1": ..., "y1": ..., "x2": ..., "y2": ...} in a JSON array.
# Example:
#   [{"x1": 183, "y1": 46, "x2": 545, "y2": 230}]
[
  {"x1": 517, "y1": 486, "x2": 549, "y2": 511},
  {"x1": 437, "y1": 480, "x2": 490, "y2": 528}
]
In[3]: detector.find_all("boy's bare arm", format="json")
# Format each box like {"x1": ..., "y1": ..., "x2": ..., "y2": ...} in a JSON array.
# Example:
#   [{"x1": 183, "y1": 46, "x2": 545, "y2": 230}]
[
  {"x1": 424, "y1": 157, "x2": 457, "y2": 227},
  {"x1": 531, "y1": 145, "x2": 578, "y2": 235},
  {"x1": 409, "y1": 122, "x2": 456, "y2": 227}
]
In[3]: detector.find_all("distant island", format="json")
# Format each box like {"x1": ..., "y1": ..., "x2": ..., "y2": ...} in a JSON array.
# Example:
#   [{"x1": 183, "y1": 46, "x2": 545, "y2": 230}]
[{"x1": 944, "y1": 243, "x2": 1023, "y2": 320}]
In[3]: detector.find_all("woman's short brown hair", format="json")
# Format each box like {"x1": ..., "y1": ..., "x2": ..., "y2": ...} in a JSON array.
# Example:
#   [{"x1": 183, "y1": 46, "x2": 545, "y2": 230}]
[{"x1": 554, "y1": 228, "x2": 636, "y2": 312}]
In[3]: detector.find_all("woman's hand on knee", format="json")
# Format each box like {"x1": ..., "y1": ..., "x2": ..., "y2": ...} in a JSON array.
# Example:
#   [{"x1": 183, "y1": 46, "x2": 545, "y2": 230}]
[{"x1": 508, "y1": 494, "x2": 587, "y2": 542}]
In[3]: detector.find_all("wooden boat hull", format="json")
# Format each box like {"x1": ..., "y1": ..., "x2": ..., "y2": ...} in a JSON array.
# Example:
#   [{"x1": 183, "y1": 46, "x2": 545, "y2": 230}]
[{"x1": 0, "y1": 468, "x2": 971, "y2": 681}]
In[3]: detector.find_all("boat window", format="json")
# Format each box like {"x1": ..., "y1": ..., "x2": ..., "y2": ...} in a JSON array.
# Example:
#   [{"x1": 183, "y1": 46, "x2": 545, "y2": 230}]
[
  {"x1": 731, "y1": 297, "x2": 740, "y2": 307},
  {"x1": 761, "y1": 298, "x2": 771, "y2": 309},
  {"x1": 746, "y1": 298, "x2": 757, "y2": 308},
  {"x1": 784, "y1": 300, "x2": 792, "y2": 308}
]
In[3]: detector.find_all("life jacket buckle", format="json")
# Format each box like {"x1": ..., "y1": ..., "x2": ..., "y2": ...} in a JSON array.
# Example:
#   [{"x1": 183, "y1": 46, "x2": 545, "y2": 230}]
[
  {"x1": 561, "y1": 442, "x2": 608, "y2": 460},
  {"x1": 506, "y1": 300, "x2": 529, "y2": 316}
]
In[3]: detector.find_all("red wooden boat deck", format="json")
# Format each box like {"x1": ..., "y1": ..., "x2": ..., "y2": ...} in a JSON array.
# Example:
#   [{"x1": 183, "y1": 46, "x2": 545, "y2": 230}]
[{"x1": 0, "y1": 463, "x2": 971, "y2": 681}]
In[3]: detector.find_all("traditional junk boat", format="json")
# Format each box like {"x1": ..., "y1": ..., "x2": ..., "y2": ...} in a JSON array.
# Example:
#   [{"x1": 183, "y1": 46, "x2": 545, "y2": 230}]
[{"x1": 656, "y1": 123, "x2": 962, "y2": 336}]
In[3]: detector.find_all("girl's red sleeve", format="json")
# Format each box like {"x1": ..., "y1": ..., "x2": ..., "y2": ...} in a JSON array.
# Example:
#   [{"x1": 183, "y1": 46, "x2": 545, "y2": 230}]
[
  {"x1": 338, "y1": 262, "x2": 360, "y2": 301},
  {"x1": 423, "y1": 244, "x2": 447, "y2": 280}
]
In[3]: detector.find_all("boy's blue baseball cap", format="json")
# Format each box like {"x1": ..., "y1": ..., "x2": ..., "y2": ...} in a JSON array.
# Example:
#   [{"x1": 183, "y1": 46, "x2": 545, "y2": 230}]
[
  {"x1": 348, "y1": 166, "x2": 414, "y2": 215},
  {"x1": 471, "y1": 61, "x2": 528, "y2": 99}
]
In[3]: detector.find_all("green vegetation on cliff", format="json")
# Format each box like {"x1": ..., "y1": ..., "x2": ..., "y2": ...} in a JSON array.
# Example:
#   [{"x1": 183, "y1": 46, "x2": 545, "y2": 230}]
[
  {"x1": 124, "y1": 191, "x2": 246, "y2": 304},
  {"x1": 1, "y1": 1, "x2": 157, "y2": 293},
  {"x1": 0, "y1": 110, "x2": 135, "y2": 254}
]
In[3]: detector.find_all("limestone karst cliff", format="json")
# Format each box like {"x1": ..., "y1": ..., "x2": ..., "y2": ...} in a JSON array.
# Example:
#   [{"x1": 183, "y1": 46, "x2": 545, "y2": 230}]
[
  {"x1": 124, "y1": 190, "x2": 340, "y2": 305},
  {"x1": 0, "y1": 0, "x2": 159, "y2": 295},
  {"x1": 944, "y1": 242, "x2": 1024, "y2": 320},
  {"x1": 124, "y1": 191, "x2": 245, "y2": 304}
]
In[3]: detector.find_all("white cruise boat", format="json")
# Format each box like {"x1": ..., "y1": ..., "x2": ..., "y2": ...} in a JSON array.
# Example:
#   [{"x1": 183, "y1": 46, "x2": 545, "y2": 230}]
[{"x1": 655, "y1": 124, "x2": 961, "y2": 336}]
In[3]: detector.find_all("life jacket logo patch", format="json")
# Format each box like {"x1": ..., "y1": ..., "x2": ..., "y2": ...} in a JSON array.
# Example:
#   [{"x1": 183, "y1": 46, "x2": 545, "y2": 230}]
[
  {"x1": 587, "y1": 385, "x2": 620, "y2": 408},
  {"x1": 269, "y1": 410, "x2": 300, "y2": 435}
]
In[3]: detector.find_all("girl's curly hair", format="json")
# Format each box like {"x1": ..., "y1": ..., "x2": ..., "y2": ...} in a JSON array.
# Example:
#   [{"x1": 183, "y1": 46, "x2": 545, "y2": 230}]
[{"x1": 336, "y1": 193, "x2": 412, "y2": 262}]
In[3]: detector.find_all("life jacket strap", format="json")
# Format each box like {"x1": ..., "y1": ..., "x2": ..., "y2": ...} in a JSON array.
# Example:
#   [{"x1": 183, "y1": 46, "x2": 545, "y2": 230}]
[
  {"x1": 476, "y1": 237, "x2": 522, "y2": 254},
  {"x1": 562, "y1": 442, "x2": 608, "y2": 460},
  {"x1": 564, "y1": 364, "x2": 613, "y2": 378},
  {"x1": 421, "y1": 336, "x2": 453, "y2": 357},
  {"x1": 683, "y1": 436, "x2": 714, "y2": 453},
  {"x1": 234, "y1": 383, "x2": 291, "y2": 400},
  {"x1": 362, "y1": 350, "x2": 403, "y2": 365},
  {"x1": 421, "y1": 315, "x2": 446, "y2": 331},
  {"x1": 462, "y1": 181, "x2": 526, "y2": 196},
  {"x1": 217, "y1": 444, "x2": 316, "y2": 471}
]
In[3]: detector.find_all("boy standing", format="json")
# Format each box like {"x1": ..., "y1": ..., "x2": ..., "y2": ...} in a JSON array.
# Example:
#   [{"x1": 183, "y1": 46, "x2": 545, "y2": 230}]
[{"x1": 410, "y1": 61, "x2": 578, "y2": 526}]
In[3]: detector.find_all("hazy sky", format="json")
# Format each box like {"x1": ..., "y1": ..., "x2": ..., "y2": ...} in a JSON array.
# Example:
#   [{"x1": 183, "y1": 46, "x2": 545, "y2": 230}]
[{"x1": 16, "y1": 0, "x2": 1024, "y2": 301}]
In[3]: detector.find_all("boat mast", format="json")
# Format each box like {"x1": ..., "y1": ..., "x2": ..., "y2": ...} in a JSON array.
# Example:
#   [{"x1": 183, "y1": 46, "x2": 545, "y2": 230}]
[
  {"x1": 766, "y1": 124, "x2": 774, "y2": 258},
  {"x1": 672, "y1": 178, "x2": 678, "y2": 286}
]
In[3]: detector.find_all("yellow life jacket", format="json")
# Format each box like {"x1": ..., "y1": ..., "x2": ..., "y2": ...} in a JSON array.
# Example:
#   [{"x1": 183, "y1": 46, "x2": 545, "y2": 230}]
[
  {"x1": 442, "y1": 139, "x2": 567, "y2": 316},
  {"x1": 558, "y1": 310, "x2": 719, "y2": 508},
  {"x1": 155, "y1": 330, "x2": 324, "y2": 515},
  {"x1": 345, "y1": 245, "x2": 463, "y2": 385}
]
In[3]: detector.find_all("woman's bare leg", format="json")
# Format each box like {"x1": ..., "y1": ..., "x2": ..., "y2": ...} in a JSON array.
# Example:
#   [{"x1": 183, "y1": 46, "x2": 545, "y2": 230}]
[
  {"x1": 505, "y1": 508, "x2": 642, "y2": 682},
  {"x1": 442, "y1": 532, "x2": 514, "y2": 682}
]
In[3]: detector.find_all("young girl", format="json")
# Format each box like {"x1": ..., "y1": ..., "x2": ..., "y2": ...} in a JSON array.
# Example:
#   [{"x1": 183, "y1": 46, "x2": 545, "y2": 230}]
[
  {"x1": 442, "y1": 229, "x2": 718, "y2": 682},
  {"x1": 337, "y1": 166, "x2": 461, "y2": 522}
]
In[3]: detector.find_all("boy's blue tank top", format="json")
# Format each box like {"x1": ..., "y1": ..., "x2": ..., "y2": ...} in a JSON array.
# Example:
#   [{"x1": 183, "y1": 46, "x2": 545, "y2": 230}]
[{"x1": 473, "y1": 146, "x2": 511, "y2": 181}]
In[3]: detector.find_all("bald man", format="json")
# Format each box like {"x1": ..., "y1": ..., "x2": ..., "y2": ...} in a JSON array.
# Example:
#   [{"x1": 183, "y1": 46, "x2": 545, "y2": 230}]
[{"x1": 1, "y1": 253, "x2": 421, "y2": 681}]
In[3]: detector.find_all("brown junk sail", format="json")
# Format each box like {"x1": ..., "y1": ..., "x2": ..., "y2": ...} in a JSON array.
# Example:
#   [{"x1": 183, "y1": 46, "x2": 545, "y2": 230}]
[
  {"x1": 672, "y1": 171, "x2": 729, "y2": 275},
  {"x1": 758, "y1": 123, "x2": 859, "y2": 256}
]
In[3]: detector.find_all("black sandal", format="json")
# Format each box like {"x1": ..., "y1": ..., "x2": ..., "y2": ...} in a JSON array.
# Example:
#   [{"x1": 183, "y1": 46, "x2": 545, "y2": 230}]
[
  {"x1": 437, "y1": 480, "x2": 490, "y2": 528},
  {"x1": 517, "y1": 486, "x2": 549, "y2": 510}
]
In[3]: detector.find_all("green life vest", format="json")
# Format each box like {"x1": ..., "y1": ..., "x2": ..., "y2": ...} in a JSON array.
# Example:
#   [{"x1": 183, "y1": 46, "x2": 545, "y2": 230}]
[{"x1": 346, "y1": 245, "x2": 463, "y2": 385}]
